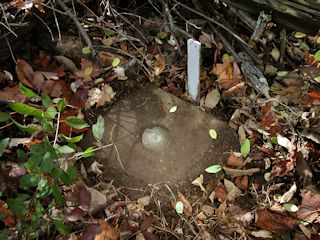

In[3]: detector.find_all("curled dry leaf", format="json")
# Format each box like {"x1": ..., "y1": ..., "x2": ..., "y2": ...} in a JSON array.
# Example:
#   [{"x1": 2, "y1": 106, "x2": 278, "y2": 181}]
[
  {"x1": 16, "y1": 59, "x2": 62, "y2": 97},
  {"x1": 88, "y1": 161, "x2": 104, "y2": 176},
  {"x1": 224, "y1": 179, "x2": 241, "y2": 202},
  {"x1": 227, "y1": 152, "x2": 244, "y2": 168},
  {"x1": 86, "y1": 187, "x2": 107, "y2": 213},
  {"x1": 0, "y1": 86, "x2": 27, "y2": 102},
  {"x1": 137, "y1": 196, "x2": 151, "y2": 208},
  {"x1": 153, "y1": 54, "x2": 166, "y2": 76},
  {"x1": 213, "y1": 181, "x2": 228, "y2": 202},
  {"x1": 234, "y1": 175, "x2": 248, "y2": 190},
  {"x1": 66, "y1": 207, "x2": 87, "y2": 222},
  {"x1": 79, "y1": 186, "x2": 91, "y2": 211},
  {"x1": 223, "y1": 166, "x2": 260, "y2": 177},
  {"x1": 255, "y1": 209, "x2": 297, "y2": 235},
  {"x1": 79, "y1": 220, "x2": 119, "y2": 240},
  {"x1": 296, "y1": 190, "x2": 320, "y2": 223}
]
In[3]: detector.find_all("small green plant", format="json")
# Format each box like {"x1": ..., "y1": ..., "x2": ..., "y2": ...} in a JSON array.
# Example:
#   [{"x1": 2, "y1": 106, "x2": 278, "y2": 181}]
[{"x1": 0, "y1": 85, "x2": 93, "y2": 238}]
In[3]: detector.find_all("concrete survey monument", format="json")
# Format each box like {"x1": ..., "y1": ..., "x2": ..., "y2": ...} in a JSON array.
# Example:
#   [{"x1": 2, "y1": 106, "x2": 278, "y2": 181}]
[{"x1": 87, "y1": 86, "x2": 238, "y2": 187}]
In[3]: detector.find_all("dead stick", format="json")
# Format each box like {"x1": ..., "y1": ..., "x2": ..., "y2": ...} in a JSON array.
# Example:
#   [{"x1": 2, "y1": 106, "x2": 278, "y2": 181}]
[{"x1": 56, "y1": 0, "x2": 95, "y2": 54}]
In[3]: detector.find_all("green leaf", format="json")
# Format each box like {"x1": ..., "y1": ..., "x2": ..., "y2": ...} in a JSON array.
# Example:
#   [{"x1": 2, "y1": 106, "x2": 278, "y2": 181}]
[
  {"x1": 0, "y1": 112, "x2": 11, "y2": 122},
  {"x1": 7, "y1": 195, "x2": 30, "y2": 215},
  {"x1": 317, "y1": 36, "x2": 320, "y2": 44},
  {"x1": 41, "y1": 93, "x2": 53, "y2": 107},
  {"x1": 28, "y1": 231, "x2": 39, "y2": 239},
  {"x1": 283, "y1": 203, "x2": 299, "y2": 212},
  {"x1": 82, "y1": 47, "x2": 91, "y2": 55},
  {"x1": 75, "y1": 146, "x2": 95, "y2": 159},
  {"x1": 67, "y1": 165, "x2": 78, "y2": 182},
  {"x1": 60, "y1": 172, "x2": 72, "y2": 185},
  {"x1": 36, "y1": 178, "x2": 51, "y2": 198},
  {"x1": 51, "y1": 185, "x2": 66, "y2": 206},
  {"x1": 209, "y1": 129, "x2": 217, "y2": 139},
  {"x1": 8, "y1": 103, "x2": 51, "y2": 118},
  {"x1": 59, "y1": 134, "x2": 83, "y2": 143},
  {"x1": 240, "y1": 138, "x2": 250, "y2": 157},
  {"x1": 315, "y1": 50, "x2": 320, "y2": 62},
  {"x1": 271, "y1": 47, "x2": 280, "y2": 62},
  {"x1": 276, "y1": 71, "x2": 288, "y2": 77},
  {"x1": 112, "y1": 57, "x2": 121, "y2": 67},
  {"x1": 46, "y1": 106, "x2": 57, "y2": 119},
  {"x1": 57, "y1": 99, "x2": 66, "y2": 112},
  {"x1": 205, "y1": 164, "x2": 222, "y2": 174},
  {"x1": 19, "y1": 83, "x2": 37, "y2": 98},
  {"x1": 92, "y1": 115, "x2": 105, "y2": 141},
  {"x1": 54, "y1": 216, "x2": 68, "y2": 236},
  {"x1": 40, "y1": 152, "x2": 54, "y2": 173},
  {"x1": 175, "y1": 201, "x2": 184, "y2": 214},
  {"x1": 0, "y1": 138, "x2": 9, "y2": 157},
  {"x1": 0, "y1": 229, "x2": 10, "y2": 240},
  {"x1": 64, "y1": 116, "x2": 88, "y2": 129},
  {"x1": 56, "y1": 145, "x2": 75, "y2": 154},
  {"x1": 50, "y1": 166, "x2": 63, "y2": 182},
  {"x1": 84, "y1": 66, "x2": 93, "y2": 76},
  {"x1": 20, "y1": 173, "x2": 40, "y2": 190},
  {"x1": 11, "y1": 119, "x2": 38, "y2": 133}
]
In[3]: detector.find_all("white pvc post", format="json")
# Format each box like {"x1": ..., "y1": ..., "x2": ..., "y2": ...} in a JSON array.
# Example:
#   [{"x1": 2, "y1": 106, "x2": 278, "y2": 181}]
[{"x1": 187, "y1": 39, "x2": 201, "y2": 102}]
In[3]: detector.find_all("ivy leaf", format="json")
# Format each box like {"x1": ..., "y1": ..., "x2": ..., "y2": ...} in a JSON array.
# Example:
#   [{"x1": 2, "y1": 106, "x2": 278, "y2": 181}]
[
  {"x1": 175, "y1": 201, "x2": 184, "y2": 214},
  {"x1": 205, "y1": 164, "x2": 222, "y2": 173},
  {"x1": 64, "y1": 116, "x2": 88, "y2": 129},
  {"x1": 240, "y1": 138, "x2": 250, "y2": 157},
  {"x1": 0, "y1": 138, "x2": 9, "y2": 157},
  {"x1": 92, "y1": 115, "x2": 105, "y2": 141},
  {"x1": 209, "y1": 129, "x2": 217, "y2": 139}
]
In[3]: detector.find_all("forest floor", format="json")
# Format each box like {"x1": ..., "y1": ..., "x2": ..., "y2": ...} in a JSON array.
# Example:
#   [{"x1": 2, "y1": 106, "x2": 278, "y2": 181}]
[{"x1": 0, "y1": 1, "x2": 320, "y2": 239}]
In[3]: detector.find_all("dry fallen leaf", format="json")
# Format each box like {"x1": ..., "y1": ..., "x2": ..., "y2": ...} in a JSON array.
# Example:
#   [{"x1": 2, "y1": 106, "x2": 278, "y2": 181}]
[
  {"x1": 224, "y1": 179, "x2": 241, "y2": 202},
  {"x1": 255, "y1": 209, "x2": 297, "y2": 235},
  {"x1": 204, "y1": 88, "x2": 220, "y2": 109}
]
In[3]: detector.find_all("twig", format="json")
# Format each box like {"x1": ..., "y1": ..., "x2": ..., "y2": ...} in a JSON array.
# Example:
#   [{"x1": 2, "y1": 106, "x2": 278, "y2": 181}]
[
  {"x1": 0, "y1": 3, "x2": 17, "y2": 37},
  {"x1": 31, "y1": 12, "x2": 55, "y2": 41},
  {"x1": 172, "y1": 0, "x2": 252, "y2": 49},
  {"x1": 162, "y1": 1, "x2": 182, "y2": 56},
  {"x1": 50, "y1": 0, "x2": 61, "y2": 41},
  {"x1": 5, "y1": 35, "x2": 16, "y2": 63},
  {"x1": 53, "y1": 111, "x2": 60, "y2": 147},
  {"x1": 56, "y1": 0, "x2": 94, "y2": 54}
]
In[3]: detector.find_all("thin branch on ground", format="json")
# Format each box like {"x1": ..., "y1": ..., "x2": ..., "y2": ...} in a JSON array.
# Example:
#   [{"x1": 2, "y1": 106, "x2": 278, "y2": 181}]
[{"x1": 56, "y1": 0, "x2": 94, "y2": 54}]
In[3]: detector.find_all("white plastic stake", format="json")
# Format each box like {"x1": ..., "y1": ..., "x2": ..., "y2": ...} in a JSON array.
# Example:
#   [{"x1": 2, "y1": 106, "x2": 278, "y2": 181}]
[{"x1": 187, "y1": 39, "x2": 201, "y2": 102}]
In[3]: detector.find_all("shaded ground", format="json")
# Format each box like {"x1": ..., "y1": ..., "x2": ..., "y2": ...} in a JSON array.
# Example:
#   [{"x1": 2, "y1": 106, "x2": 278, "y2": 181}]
[{"x1": 0, "y1": 1, "x2": 320, "y2": 240}]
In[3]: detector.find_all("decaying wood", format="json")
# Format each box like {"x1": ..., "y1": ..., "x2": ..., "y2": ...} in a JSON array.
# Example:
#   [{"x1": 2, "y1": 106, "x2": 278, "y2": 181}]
[{"x1": 218, "y1": 0, "x2": 320, "y2": 35}]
